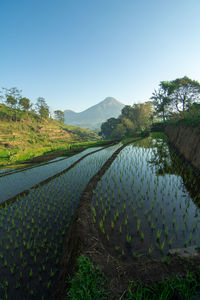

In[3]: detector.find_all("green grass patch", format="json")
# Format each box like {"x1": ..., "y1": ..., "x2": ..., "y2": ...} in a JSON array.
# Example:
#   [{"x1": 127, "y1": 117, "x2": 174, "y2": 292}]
[
  {"x1": 67, "y1": 256, "x2": 109, "y2": 300},
  {"x1": 150, "y1": 131, "x2": 168, "y2": 141},
  {"x1": 67, "y1": 256, "x2": 200, "y2": 299},
  {"x1": 126, "y1": 270, "x2": 200, "y2": 300},
  {"x1": 0, "y1": 103, "x2": 103, "y2": 166},
  {"x1": 121, "y1": 136, "x2": 143, "y2": 144}
]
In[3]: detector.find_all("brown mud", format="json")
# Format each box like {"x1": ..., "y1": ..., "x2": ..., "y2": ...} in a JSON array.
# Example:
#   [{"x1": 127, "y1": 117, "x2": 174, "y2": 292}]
[{"x1": 56, "y1": 140, "x2": 200, "y2": 299}]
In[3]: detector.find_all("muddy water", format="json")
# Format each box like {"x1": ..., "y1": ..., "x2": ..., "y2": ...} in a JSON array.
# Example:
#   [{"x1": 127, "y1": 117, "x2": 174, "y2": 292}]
[{"x1": 92, "y1": 135, "x2": 200, "y2": 261}]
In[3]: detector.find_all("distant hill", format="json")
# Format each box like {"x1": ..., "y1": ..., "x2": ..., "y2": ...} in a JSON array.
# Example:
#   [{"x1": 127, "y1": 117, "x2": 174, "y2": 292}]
[
  {"x1": 0, "y1": 104, "x2": 99, "y2": 166},
  {"x1": 64, "y1": 97, "x2": 125, "y2": 129}
]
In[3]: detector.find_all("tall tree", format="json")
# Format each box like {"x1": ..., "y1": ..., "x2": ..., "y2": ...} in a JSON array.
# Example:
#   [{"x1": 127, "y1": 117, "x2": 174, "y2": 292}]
[
  {"x1": 3, "y1": 87, "x2": 22, "y2": 109},
  {"x1": 111, "y1": 123, "x2": 126, "y2": 139},
  {"x1": 151, "y1": 82, "x2": 173, "y2": 122},
  {"x1": 120, "y1": 117, "x2": 135, "y2": 136},
  {"x1": 121, "y1": 105, "x2": 135, "y2": 120},
  {"x1": 35, "y1": 97, "x2": 49, "y2": 119},
  {"x1": 170, "y1": 76, "x2": 200, "y2": 112},
  {"x1": 54, "y1": 110, "x2": 64, "y2": 123},
  {"x1": 5, "y1": 95, "x2": 17, "y2": 109},
  {"x1": 131, "y1": 102, "x2": 153, "y2": 131},
  {"x1": 100, "y1": 118, "x2": 120, "y2": 139},
  {"x1": 19, "y1": 97, "x2": 32, "y2": 111}
]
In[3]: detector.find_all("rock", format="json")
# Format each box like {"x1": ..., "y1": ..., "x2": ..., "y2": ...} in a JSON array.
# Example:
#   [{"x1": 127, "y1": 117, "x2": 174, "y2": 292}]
[{"x1": 168, "y1": 245, "x2": 200, "y2": 258}]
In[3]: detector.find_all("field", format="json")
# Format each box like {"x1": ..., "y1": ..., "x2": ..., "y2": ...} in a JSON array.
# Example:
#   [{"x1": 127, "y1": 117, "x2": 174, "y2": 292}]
[
  {"x1": 91, "y1": 133, "x2": 200, "y2": 260},
  {"x1": 0, "y1": 144, "x2": 121, "y2": 299},
  {"x1": 0, "y1": 133, "x2": 200, "y2": 299},
  {"x1": 0, "y1": 146, "x2": 103, "y2": 203}
]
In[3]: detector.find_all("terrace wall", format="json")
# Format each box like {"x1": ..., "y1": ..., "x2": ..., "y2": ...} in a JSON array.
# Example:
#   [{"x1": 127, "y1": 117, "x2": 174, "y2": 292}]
[{"x1": 165, "y1": 125, "x2": 200, "y2": 170}]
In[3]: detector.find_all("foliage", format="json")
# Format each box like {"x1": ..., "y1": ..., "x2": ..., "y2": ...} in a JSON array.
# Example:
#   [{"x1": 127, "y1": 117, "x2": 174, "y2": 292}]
[
  {"x1": 125, "y1": 271, "x2": 200, "y2": 299},
  {"x1": 67, "y1": 256, "x2": 109, "y2": 299},
  {"x1": 131, "y1": 102, "x2": 152, "y2": 131},
  {"x1": 18, "y1": 97, "x2": 32, "y2": 111},
  {"x1": 151, "y1": 83, "x2": 172, "y2": 122},
  {"x1": 35, "y1": 97, "x2": 49, "y2": 119},
  {"x1": 101, "y1": 102, "x2": 153, "y2": 139},
  {"x1": 101, "y1": 117, "x2": 120, "y2": 139},
  {"x1": 170, "y1": 76, "x2": 200, "y2": 112},
  {"x1": 5, "y1": 95, "x2": 18, "y2": 109},
  {"x1": 0, "y1": 104, "x2": 101, "y2": 166},
  {"x1": 54, "y1": 110, "x2": 64, "y2": 123},
  {"x1": 151, "y1": 76, "x2": 200, "y2": 122},
  {"x1": 67, "y1": 256, "x2": 200, "y2": 299},
  {"x1": 111, "y1": 123, "x2": 126, "y2": 139}
]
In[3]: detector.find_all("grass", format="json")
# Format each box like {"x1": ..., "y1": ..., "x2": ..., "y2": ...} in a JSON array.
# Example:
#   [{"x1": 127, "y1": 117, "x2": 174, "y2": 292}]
[
  {"x1": 121, "y1": 136, "x2": 144, "y2": 144},
  {"x1": 67, "y1": 256, "x2": 200, "y2": 299},
  {"x1": 67, "y1": 256, "x2": 109, "y2": 299},
  {"x1": 125, "y1": 270, "x2": 200, "y2": 300},
  {"x1": 0, "y1": 138, "x2": 114, "y2": 168},
  {"x1": 0, "y1": 103, "x2": 103, "y2": 166}
]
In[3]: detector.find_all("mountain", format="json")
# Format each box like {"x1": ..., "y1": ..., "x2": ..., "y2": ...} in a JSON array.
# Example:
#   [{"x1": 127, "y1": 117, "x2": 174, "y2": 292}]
[{"x1": 64, "y1": 97, "x2": 125, "y2": 129}]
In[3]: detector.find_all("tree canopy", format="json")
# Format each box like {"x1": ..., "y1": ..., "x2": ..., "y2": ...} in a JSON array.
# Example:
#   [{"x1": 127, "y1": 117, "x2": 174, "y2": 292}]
[
  {"x1": 170, "y1": 76, "x2": 200, "y2": 112},
  {"x1": 19, "y1": 97, "x2": 32, "y2": 111},
  {"x1": 151, "y1": 76, "x2": 200, "y2": 121},
  {"x1": 35, "y1": 97, "x2": 49, "y2": 119},
  {"x1": 101, "y1": 102, "x2": 153, "y2": 139},
  {"x1": 54, "y1": 110, "x2": 64, "y2": 123}
]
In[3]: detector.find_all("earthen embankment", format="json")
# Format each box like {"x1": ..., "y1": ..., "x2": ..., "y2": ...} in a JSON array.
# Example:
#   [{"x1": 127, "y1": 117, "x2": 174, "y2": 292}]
[{"x1": 165, "y1": 125, "x2": 200, "y2": 170}]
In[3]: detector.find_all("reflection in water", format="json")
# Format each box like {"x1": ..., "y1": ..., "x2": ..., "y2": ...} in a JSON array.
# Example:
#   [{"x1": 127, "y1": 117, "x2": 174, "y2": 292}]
[
  {"x1": 92, "y1": 134, "x2": 200, "y2": 261},
  {"x1": 148, "y1": 136, "x2": 200, "y2": 207}
]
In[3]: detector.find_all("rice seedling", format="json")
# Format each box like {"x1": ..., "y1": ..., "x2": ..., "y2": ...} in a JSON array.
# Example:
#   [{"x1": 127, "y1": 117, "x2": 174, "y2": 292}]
[
  {"x1": 156, "y1": 229, "x2": 162, "y2": 241},
  {"x1": 165, "y1": 226, "x2": 169, "y2": 238},
  {"x1": 169, "y1": 237, "x2": 174, "y2": 248},
  {"x1": 126, "y1": 234, "x2": 132, "y2": 243},
  {"x1": 137, "y1": 219, "x2": 141, "y2": 232},
  {"x1": 160, "y1": 239, "x2": 165, "y2": 253},
  {"x1": 148, "y1": 245, "x2": 154, "y2": 255}
]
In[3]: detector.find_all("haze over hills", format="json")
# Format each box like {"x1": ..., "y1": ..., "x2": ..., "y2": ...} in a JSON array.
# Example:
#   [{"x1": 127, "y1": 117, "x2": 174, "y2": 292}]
[{"x1": 64, "y1": 97, "x2": 125, "y2": 130}]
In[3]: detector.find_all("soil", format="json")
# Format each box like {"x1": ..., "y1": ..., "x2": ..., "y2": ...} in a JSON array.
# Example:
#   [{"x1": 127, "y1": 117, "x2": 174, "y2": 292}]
[
  {"x1": 165, "y1": 125, "x2": 200, "y2": 170},
  {"x1": 56, "y1": 141, "x2": 200, "y2": 299}
]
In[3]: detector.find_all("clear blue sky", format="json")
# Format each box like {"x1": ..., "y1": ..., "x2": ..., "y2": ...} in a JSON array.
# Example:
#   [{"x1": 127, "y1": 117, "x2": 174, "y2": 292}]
[{"x1": 1, "y1": 0, "x2": 200, "y2": 112}]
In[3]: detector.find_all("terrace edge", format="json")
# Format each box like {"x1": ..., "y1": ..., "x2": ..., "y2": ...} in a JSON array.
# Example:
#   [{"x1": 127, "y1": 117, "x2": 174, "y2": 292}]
[{"x1": 165, "y1": 124, "x2": 200, "y2": 171}]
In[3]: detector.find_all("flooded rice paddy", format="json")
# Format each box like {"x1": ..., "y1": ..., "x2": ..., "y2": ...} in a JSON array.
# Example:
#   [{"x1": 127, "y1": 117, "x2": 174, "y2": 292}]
[
  {"x1": 1, "y1": 134, "x2": 200, "y2": 299},
  {"x1": 92, "y1": 136, "x2": 200, "y2": 261},
  {"x1": 0, "y1": 147, "x2": 102, "y2": 203},
  {"x1": 0, "y1": 144, "x2": 121, "y2": 299}
]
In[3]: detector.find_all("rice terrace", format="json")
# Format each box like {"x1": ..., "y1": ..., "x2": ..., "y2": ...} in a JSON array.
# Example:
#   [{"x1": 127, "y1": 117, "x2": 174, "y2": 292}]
[{"x1": 1, "y1": 1, "x2": 200, "y2": 299}]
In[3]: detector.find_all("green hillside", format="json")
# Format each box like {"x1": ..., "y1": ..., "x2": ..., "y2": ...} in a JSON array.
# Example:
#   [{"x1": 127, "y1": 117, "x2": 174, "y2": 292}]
[{"x1": 0, "y1": 104, "x2": 101, "y2": 166}]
